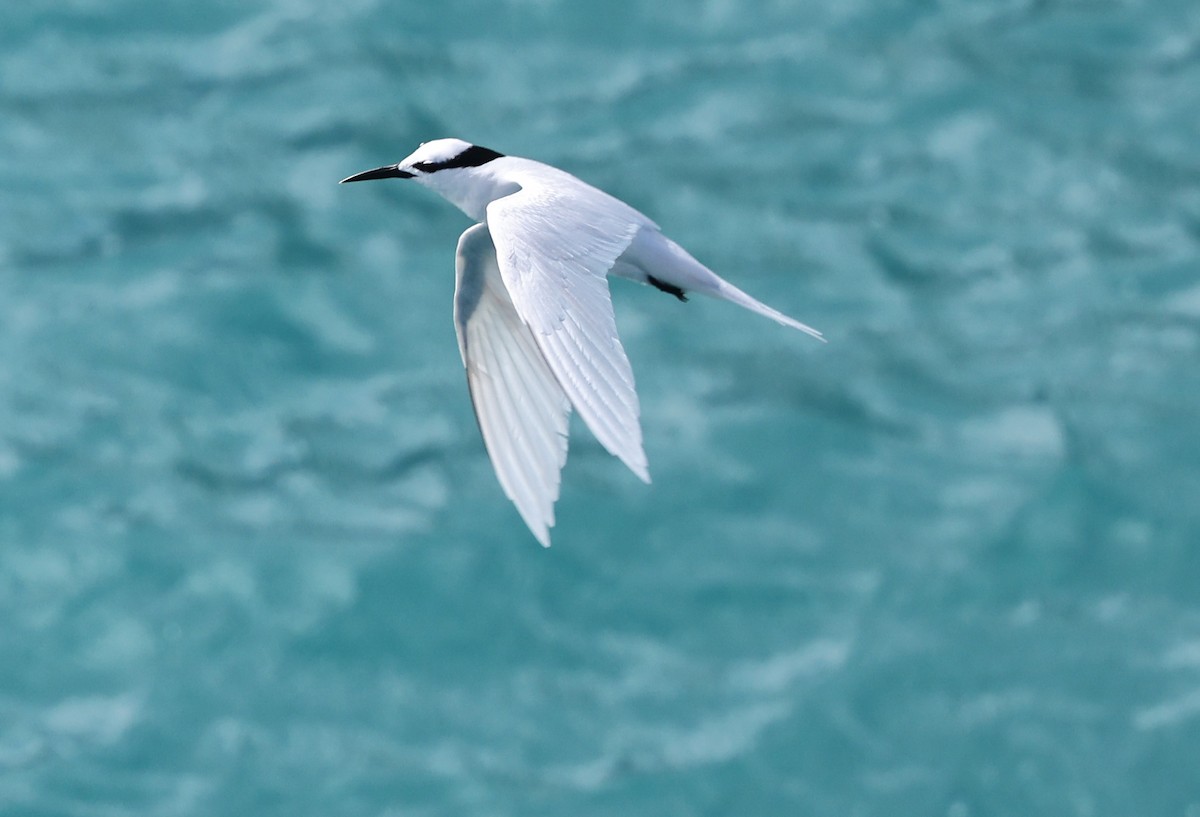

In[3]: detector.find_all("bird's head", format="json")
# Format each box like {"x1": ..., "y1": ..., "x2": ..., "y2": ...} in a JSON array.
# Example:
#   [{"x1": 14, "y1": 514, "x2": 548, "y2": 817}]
[{"x1": 340, "y1": 138, "x2": 508, "y2": 219}]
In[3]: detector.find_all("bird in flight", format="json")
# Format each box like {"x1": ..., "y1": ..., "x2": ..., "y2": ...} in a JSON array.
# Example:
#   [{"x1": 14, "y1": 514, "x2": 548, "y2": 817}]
[{"x1": 342, "y1": 138, "x2": 823, "y2": 546}]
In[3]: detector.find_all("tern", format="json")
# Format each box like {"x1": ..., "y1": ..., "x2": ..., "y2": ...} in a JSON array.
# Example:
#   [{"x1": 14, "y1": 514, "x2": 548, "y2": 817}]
[{"x1": 342, "y1": 138, "x2": 823, "y2": 546}]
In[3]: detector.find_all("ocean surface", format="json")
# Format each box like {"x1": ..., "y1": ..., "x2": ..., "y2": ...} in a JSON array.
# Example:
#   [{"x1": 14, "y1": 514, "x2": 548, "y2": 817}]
[{"x1": 2, "y1": 1, "x2": 1199, "y2": 814}]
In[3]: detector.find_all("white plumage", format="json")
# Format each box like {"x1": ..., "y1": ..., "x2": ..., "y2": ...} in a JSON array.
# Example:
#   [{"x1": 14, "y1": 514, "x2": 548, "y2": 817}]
[{"x1": 342, "y1": 138, "x2": 823, "y2": 546}]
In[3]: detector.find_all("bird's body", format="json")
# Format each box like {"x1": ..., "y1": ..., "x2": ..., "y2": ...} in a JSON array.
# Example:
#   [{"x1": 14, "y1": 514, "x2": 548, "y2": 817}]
[{"x1": 343, "y1": 139, "x2": 822, "y2": 546}]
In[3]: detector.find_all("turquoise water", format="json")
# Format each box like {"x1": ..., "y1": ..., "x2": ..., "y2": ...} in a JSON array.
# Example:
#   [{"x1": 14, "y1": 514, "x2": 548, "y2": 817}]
[{"x1": 3, "y1": 0, "x2": 1200, "y2": 814}]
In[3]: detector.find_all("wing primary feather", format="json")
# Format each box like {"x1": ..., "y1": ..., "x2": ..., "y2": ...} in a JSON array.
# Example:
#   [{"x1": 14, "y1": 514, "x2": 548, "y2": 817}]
[
  {"x1": 476, "y1": 330, "x2": 543, "y2": 503},
  {"x1": 469, "y1": 319, "x2": 557, "y2": 544},
  {"x1": 455, "y1": 222, "x2": 573, "y2": 546},
  {"x1": 490, "y1": 329, "x2": 567, "y2": 480},
  {"x1": 533, "y1": 331, "x2": 645, "y2": 478}
]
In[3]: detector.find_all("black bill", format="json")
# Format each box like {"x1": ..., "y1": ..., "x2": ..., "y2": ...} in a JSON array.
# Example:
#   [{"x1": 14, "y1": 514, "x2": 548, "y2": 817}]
[{"x1": 339, "y1": 164, "x2": 415, "y2": 183}]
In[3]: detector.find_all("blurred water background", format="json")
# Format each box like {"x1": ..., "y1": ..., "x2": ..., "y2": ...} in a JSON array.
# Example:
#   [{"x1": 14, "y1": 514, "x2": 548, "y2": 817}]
[{"x1": 2, "y1": 0, "x2": 1200, "y2": 814}]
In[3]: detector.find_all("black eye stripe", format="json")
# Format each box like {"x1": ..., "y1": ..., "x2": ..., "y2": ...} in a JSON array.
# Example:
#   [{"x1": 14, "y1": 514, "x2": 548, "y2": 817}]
[{"x1": 413, "y1": 145, "x2": 504, "y2": 173}]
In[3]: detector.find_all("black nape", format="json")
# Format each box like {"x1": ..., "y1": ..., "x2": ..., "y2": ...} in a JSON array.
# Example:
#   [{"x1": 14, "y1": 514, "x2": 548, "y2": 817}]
[{"x1": 412, "y1": 145, "x2": 505, "y2": 173}]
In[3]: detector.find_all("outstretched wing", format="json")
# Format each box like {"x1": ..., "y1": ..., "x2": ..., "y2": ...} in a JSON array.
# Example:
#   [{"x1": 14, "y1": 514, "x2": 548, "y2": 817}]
[
  {"x1": 485, "y1": 175, "x2": 651, "y2": 482},
  {"x1": 454, "y1": 223, "x2": 572, "y2": 547}
]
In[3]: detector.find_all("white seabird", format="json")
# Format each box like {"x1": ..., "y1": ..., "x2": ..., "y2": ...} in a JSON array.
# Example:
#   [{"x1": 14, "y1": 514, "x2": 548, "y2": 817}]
[{"x1": 343, "y1": 138, "x2": 823, "y2": 546}]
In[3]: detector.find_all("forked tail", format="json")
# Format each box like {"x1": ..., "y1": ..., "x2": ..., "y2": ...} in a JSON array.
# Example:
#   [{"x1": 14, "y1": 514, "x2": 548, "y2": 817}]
[
  {"x1": 619, "y1": 227, "x2": 825, "y2": 342},
  {"x1": 712, "y1": 280, "x2": 825, "y2": 342}
]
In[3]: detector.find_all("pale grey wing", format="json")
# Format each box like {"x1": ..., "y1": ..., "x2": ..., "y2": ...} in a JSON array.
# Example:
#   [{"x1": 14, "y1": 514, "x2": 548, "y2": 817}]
[
  {"x1": 485, "y1": 183, "x2": 650, "y2": 483},
  {"x1": 454, "y1": 223, "x2": 572, "y2": 547}
]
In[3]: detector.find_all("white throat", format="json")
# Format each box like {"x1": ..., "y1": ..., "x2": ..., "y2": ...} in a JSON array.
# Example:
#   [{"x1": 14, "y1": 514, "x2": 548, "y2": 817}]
[{"x1": 417, "y1": 161, "x2": 521, "y2": 222}]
